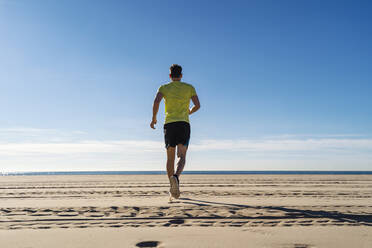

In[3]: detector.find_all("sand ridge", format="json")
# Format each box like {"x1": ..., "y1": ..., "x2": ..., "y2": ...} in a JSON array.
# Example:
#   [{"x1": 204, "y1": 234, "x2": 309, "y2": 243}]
[{"x1": 1, "y1": 202, "x2": 372, "y2": 230}]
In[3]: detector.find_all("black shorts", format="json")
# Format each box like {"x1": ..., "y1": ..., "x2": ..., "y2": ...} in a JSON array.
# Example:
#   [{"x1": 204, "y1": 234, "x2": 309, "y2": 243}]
[{"x1": 163, "y1": 121, "x2": 190, "y2": 149}]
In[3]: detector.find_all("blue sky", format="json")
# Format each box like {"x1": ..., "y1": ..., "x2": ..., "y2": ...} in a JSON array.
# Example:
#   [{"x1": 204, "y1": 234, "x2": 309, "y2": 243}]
[{"x1": 1, "y1": 0, "x2": 371, "y2": 172}]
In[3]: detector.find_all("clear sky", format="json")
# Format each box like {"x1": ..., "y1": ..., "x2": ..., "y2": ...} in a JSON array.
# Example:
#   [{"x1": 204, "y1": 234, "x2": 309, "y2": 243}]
[{"x1": 1, "y1": 0, "x2": 372, "y2": 172}]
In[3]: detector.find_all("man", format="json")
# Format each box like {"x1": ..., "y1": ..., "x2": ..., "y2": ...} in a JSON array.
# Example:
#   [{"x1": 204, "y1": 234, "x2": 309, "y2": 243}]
[{"x1": 150, "y1": 64, "x2": 200, "y2": 199}]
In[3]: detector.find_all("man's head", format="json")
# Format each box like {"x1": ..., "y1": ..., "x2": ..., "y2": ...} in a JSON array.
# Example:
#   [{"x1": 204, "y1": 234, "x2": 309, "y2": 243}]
[{"x1": 169, "y1": 64, "x2": 182, "y2": 80}]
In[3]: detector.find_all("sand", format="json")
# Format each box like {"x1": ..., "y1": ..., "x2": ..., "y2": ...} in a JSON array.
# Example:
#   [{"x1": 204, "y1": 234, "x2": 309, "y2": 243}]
[{"x1": 0, "y1": 174, "x2": 371, "y2": 247}]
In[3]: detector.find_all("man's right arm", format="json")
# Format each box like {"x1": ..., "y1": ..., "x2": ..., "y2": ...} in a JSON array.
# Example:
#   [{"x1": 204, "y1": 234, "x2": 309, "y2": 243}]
[
  {"x1": 189, "y1": 95, "x2": 200, "y2": 115},
  {"x1": 150, "y1": 92, "x2": 163, "y2": 129}
]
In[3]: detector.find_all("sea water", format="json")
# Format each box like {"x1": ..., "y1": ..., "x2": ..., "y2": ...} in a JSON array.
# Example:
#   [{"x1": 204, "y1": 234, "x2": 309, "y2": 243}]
[{"x1": 1, "y1": 170, "x2": 372, "y2": 176}]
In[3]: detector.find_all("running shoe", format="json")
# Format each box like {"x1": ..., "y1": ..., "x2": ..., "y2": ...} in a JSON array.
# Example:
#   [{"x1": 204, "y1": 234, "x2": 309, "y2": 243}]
[{"x1": 169, "y1": 175, "x2": 180, "y2": 199}]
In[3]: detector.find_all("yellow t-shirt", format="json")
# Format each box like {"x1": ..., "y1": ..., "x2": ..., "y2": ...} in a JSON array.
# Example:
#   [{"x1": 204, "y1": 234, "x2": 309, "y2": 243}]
[{"x1": 158, "y1": 81, "x2": 197, "y2": 124}]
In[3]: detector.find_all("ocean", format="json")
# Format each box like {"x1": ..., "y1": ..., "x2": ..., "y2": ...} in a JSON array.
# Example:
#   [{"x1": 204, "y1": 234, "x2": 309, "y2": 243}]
[{"x1": 1, "y1": 170, "x2": 372, "y2": 176}]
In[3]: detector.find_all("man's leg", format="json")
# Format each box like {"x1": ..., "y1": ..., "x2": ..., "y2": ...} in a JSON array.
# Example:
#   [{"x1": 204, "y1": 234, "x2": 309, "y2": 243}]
[
  {"x1": 167, "y1": 146, "x2": 180, "y2": 198},
  {"x1": 175, "y1": 144, "x2": 187, "y2": 176},
  {"x1": 166, "y1": 147, "x2": 176, "y2": 179}
]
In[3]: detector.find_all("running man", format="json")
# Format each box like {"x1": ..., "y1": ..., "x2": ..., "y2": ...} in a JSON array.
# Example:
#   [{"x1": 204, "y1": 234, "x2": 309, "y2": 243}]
[{"x1": 150, "y1": 64, "x2": 200, "y2": 199}]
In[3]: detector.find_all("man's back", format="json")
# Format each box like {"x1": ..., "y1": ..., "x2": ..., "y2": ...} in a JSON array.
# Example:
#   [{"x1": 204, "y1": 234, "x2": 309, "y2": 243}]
[{"x1": 158, "y1": 81, "x2": 196, "y2": 124}]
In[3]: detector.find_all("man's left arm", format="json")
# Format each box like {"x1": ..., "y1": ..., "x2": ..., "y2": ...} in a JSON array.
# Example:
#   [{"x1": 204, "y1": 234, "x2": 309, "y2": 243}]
[
  {"x1": 189, "y1": 94, "x2": 200, "y2": 115},
  {"x1": 150, "y1": 92, "x2": 163, "y2": 129}
]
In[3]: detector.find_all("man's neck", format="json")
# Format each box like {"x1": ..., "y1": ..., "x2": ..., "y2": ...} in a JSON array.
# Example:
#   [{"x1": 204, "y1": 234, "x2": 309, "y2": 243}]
[{"x1": 171, "y1": 78, "x2": 181, "y2": 82}]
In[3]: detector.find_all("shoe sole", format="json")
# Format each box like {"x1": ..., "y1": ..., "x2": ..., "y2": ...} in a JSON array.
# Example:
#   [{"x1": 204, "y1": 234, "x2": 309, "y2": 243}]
[{"x1": 169, "y1": 176, "x2": 180, "y2": 199}]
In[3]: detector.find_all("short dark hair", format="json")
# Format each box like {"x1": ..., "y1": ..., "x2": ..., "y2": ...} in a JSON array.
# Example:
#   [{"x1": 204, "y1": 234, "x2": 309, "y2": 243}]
[{"x1": 170, "y1": 64, "x2": 182, "y2": 78}]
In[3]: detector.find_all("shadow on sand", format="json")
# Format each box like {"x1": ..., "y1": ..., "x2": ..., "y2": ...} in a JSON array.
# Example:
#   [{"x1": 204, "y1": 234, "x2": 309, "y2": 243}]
[{"x1": 174, "y1": 197, "x2": 372, "y2": 226}]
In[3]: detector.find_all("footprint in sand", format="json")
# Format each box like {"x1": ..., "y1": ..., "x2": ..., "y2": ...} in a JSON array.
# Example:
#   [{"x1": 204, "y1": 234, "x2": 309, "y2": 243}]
[
  {"x1": 168, "y1": 219, "x2": 185, "y2": 225},
  {"x1": 135, "y1": 241, "x2": 161, "y2": 247},
  {"x1": 287, "y1": 244, "x2": 314, "y2": 248}
]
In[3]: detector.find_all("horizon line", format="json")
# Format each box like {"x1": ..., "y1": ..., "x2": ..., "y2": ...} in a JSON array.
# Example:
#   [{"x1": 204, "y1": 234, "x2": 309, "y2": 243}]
[{"x1": 2, "y1": 170, "x2": 372, "y2": 176}]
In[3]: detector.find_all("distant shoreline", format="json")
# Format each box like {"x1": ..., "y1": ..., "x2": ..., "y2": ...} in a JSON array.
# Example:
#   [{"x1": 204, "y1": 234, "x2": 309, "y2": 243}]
[{"x1": 2, "y1": 170, "x2": 372, "y2": 176}]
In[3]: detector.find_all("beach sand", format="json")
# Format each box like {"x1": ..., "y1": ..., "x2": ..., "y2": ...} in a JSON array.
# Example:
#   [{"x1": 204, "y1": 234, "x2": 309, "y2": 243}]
[{"x1": 0, "y1": 174, "x2": 371, "y2": 247}]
